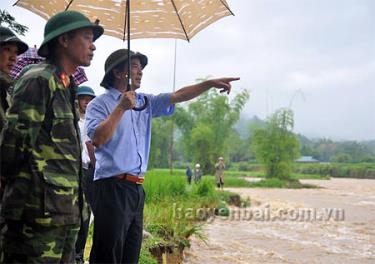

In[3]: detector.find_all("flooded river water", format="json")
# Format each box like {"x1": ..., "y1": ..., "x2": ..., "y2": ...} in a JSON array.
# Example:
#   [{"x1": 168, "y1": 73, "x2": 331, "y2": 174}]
[{"x1": 183, "y1": 178, "x2": 375, "y2": 264}]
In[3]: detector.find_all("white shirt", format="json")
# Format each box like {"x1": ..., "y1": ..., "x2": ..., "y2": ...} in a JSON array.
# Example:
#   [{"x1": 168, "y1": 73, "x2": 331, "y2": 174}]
[{"x1": 79, "y1": 116, "x2": 91, "y2": 168}]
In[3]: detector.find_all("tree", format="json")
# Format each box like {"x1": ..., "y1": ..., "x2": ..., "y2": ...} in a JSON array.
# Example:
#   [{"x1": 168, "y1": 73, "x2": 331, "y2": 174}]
[
  {"x1": 0, "y1": 10, "x2": 28, "y2": 36},
  {"x1": 331, "y1": 153, "x2": 352, "y2": 163},
  {"x1": 227, "y1": 130, "x2": 252, "y2": 162},
  {"x1": 251, "y1": 108, "x2": 300, "y2": 180},
  {"x1": 149, "y1": 117, "x2": 173, "y2": 168},
  {"x1": 174, "y1": 85, "x2": 249, "y2": 173}
]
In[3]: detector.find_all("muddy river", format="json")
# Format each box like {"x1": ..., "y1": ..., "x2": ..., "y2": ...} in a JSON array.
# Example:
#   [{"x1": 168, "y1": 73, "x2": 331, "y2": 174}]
[{"x1": 183, "y1": 178, "x2": 375, "y2": 264}]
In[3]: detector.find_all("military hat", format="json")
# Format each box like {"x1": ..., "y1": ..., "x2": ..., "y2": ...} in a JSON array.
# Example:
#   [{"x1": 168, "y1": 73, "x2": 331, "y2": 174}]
[
  {"x1": 100, "y1": 49, "x2": 148, "y2": 89},
  {"x1": 76, "y1": 86, "x2": 96, "y2": 97},
  {"x1": 0, "y1": 27, "x2": 28, "y2": 55},
  {"x1": 38, "y1": 10, "x2": 104, "y2": 57}
]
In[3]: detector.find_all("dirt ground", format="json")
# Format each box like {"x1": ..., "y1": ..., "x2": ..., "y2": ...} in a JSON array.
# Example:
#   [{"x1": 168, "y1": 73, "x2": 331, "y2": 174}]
[{"x1": 183, "y1": 178, "x2": 375, "y2": 264}]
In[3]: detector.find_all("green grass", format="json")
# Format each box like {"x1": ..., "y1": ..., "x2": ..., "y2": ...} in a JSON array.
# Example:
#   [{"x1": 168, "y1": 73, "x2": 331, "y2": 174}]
[
  {"x1": 227, "y1": 161, "x2": 375, "y2": 179},
  {"x1": 233, "y1": 170, "x2": 329, "y2": 180},
  {"x1": 139, "y1": 245, "x2": 158, "y2": 264},
  {"x1": 221, "y1": 176, "x2": 254, "y2": 187},
  {"x1": 246, "y1": 178, "x2": 317, "y2": 188},
  {"x1": 151, "y1": 166, "x2": 332, "y2": 180},
  {"x1": 141, "y1": 170, "x2": 234, "y2": 262},
  {"x1": 224, "y1": 170, "x2": 255, "y2": 177},
  {"x1": 227, "y1": 162, "x2": 375, "y2": 177},
  {"x1": 143, "y1": 171, "x2": 187, "y2": 203},
  {"x1": 290, "y1": 172, "x2": 330, "y2": 180}
]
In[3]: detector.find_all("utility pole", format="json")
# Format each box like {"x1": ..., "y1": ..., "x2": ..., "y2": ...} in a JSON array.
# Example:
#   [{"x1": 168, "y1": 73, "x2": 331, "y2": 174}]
[{"x1": 169, "y1": 39, "x2": 177, "y2": 175}]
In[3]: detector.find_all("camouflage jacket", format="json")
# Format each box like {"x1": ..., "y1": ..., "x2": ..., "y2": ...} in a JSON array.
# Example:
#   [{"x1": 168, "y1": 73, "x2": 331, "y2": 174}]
[
  {"x1": 1, "y1": 62, "x2": 83, "y2": 226},
  {"x1": 0, "y1": 71, "x2": 12, "y2": 145}
]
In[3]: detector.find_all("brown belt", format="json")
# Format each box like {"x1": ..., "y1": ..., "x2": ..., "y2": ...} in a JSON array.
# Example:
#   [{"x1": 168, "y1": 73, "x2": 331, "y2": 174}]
[{"x1": 115, "y1": 174, "x2": 144, "y2": 184}]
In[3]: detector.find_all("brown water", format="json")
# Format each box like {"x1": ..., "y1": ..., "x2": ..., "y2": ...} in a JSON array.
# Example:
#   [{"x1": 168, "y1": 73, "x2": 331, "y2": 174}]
[{"x1": 183, "y1": 178, "x2": 375, "y2": 264}]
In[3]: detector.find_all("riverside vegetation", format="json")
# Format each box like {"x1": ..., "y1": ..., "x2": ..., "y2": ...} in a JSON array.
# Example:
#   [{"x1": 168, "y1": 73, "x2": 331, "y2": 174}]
[{"x1": 139, "y1": 169, "x2": 246, "y2": 263}]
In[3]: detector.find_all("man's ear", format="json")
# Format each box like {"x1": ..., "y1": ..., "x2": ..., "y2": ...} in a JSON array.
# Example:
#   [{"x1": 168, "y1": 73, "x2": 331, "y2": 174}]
[
  {"x1": 57, "y1": 34, "x2": 70, "y2": 48},
  {"x1": 113, "y1": 69, "x2": 128, "y2": 80},
  {"x1": 113, "y1": 69, "x2": 121, "y2": 80}
]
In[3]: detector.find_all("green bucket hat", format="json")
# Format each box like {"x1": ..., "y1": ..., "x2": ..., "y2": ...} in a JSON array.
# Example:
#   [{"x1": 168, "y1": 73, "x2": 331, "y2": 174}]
[
  {"x1": 100, "y1": 49, "x2": 148, "y2": 89},
  {"x1": 0, "y1": 26, "x2": 28, "y2": 55},
  {"x1": 38, "y1": 10, "x2": 104, "y2": 57}
]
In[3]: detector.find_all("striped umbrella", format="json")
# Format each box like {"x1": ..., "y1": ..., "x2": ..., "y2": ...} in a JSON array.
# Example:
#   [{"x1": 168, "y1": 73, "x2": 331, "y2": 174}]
[{"x1": 10, "y1": 47, "x2": 88, "y2": 86}]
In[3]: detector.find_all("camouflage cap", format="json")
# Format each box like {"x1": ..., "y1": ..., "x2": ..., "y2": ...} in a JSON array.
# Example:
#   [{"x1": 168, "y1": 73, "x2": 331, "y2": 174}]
[
  {"x1": 38, "y1": 10, "x2": 104, "y2": 57},
  {"x1": 100, "y1": 49, "x2": 148, "y2": 89},
  {"x1": 0, "y1": 26, "x2": 28, "y2": 55}
]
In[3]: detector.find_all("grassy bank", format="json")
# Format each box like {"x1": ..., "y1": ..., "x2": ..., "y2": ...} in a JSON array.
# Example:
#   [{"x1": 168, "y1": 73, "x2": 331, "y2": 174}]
[
  {"x1": 227, "y1": 162, "x2": 375, "y2": 179},
  {"x1": 140, "y1": 170, "x2": 244, "y2": 263},
  {"x1": 148, "y1": 168, "x2": 321, "y2": 192}
]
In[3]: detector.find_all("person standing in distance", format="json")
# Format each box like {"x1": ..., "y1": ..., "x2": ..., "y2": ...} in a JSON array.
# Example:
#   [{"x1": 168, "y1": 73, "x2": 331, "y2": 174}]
[
  {"x1": 186, "y1": 165, "x2": 193, "y2": 185},
  {"x1": 215, "y1": 157, "x2": 225, "y2": 190},
  {"x1": 194, "y1": 163, "x2": 202, "y2": 183}
]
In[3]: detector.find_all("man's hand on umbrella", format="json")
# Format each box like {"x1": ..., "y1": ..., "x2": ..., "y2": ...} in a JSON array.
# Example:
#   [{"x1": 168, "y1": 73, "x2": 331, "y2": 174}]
[
  {"x1": 209, "y1": 77, "x2": 240, "y2": 94},
  {"x1": 119, "y1": 91, "x2": 136, "y2": 110}
]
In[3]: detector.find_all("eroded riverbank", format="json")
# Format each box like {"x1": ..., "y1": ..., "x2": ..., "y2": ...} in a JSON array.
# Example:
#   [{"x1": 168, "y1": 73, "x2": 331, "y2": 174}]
[{"x1": 183, "y1": 178, "x2": 375, "y2": 263}]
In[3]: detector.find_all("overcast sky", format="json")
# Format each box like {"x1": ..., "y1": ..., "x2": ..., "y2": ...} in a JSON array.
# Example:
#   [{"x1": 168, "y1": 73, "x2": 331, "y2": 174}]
[{"x1": 1, "y1": 0, "x2": 374, "y2": 141}]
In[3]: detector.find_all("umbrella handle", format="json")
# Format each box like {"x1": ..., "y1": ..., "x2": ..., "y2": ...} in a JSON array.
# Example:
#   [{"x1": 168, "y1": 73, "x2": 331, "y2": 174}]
[
  {"x1": 132, "y1": 95, "x2": 148, "y2": 111},
  {"x1": 126, "y1": 0, "x2": 148, "y2": 112}
]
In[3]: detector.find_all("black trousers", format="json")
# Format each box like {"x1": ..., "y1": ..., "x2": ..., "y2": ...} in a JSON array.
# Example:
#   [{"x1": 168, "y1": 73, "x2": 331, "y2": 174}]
[
  {"x1": 75, "y1": 165, "x2": 95, "y2": 259},
  {"x1": 89, "y1": 177, "x2": 144, "y2": 264}
]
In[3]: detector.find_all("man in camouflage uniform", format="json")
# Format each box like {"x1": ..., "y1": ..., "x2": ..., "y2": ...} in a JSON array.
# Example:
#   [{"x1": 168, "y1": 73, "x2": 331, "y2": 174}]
[
  {"x1": 215, "y1": 157, "x2": 225, "y2": 190},
  {"x1": 0, "y1": 27, "x2": 28, "y2": 191},
  {"x1": 0, "y1": 11, "x2": 103, "y2": 263}
]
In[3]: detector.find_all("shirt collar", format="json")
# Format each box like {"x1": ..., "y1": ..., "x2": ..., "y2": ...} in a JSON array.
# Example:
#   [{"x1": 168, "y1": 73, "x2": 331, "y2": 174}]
[{"x1": 107, "y1": 87, "x2": 122, "y2": 100}]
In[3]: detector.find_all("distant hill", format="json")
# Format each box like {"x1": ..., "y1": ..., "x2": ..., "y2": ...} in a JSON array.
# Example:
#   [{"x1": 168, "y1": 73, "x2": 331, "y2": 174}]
[
  {"x1": 234, "y1": 116, "x2": 375, "y2": 162},
  {"x1": 234, "y1": 115, "x2": 266, "y2": 139}
]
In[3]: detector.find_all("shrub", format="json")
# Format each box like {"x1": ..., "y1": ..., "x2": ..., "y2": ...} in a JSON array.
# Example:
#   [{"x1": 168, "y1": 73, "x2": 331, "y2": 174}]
[{"x1": 192, "y1": 178, "x2": 215, "y2": 197}]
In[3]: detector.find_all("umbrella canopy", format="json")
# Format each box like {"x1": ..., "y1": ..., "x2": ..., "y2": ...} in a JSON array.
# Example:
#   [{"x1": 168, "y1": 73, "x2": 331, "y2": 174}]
[
  {"x1": 14, "y1": 0, "x2": 234, "y2": 41},
  {"x1": 13, "y1": 0, "x2": 234, "y2": 110},
  {"x1": 10, "y1": 47, "x2": 88, "y2": 86}
]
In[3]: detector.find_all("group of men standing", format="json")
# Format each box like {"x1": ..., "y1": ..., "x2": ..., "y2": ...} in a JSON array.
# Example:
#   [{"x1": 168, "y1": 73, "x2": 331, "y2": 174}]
[
  {"x1": 185, "y1": 157, "x2": 226, "y2": 190},
  {"x1": 0, "y1": 9, "x2": 239, "y2": 264}
]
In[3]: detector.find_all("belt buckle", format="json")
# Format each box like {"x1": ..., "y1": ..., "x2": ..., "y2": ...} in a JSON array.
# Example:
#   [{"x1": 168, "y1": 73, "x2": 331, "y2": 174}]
[
  {"x1": 135, "y1": 177, "x2": 144, "y2": 184},
  {"x1": 123, "y1": 174, "x2": 144, "y2": 184}
]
